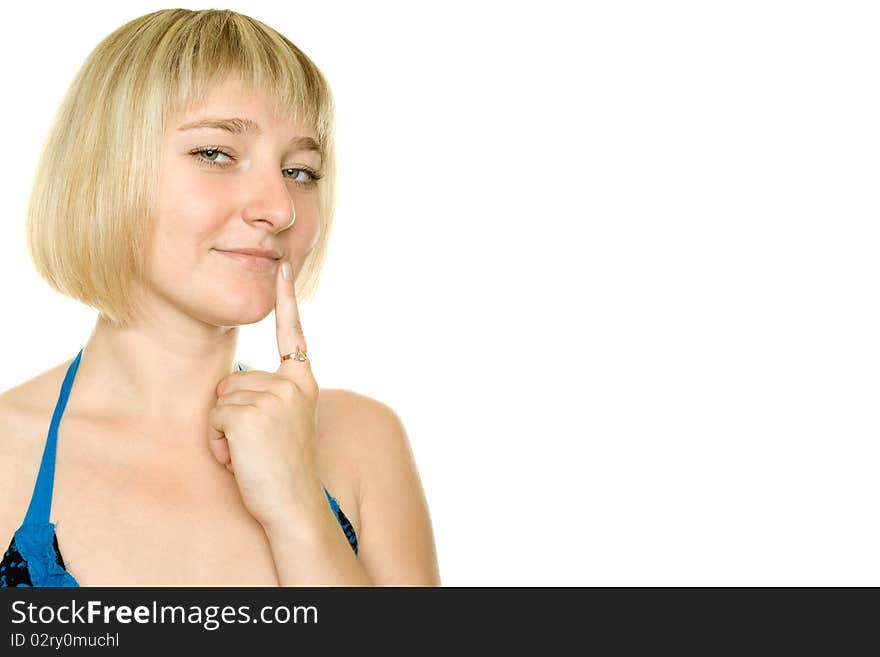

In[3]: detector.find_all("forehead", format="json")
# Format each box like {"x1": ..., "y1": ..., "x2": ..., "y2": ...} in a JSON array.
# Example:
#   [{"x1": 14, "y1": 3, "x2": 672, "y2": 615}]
[{"x1": 172, "y1": 76, "x2": 316, "y2": 138}]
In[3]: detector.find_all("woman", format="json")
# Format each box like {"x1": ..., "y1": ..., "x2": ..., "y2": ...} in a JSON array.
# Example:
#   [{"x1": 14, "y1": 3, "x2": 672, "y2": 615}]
[{"x1": 0, "y1": 9, "x2": 440, "y2": 586}]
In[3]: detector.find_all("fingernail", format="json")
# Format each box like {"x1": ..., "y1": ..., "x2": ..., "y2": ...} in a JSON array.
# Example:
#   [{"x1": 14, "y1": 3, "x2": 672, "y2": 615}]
[{"x1": 281, "y1": 261, "x2": 291, "y2": 280}]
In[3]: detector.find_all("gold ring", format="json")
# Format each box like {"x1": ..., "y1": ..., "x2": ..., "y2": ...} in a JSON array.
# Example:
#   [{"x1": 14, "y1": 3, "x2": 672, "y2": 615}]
[{"x1": 280, "y1": 347, "x2": 308, "y2": 362}]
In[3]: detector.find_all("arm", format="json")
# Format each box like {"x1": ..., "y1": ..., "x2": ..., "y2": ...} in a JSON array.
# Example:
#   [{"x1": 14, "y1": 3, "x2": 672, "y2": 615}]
[
  {"x1": 264, "y1": 390, "x2": 441, "y2": 586},
  {"x1": 347, "y1": 391, "x2": 441, "y2": 586},
  {"x1": 262, "y1": 481, "x2": 373, "y2": 586}
]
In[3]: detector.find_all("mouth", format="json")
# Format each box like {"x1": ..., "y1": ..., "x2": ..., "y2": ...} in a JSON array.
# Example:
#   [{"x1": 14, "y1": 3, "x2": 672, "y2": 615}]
[{"x1": 213, "y1": 249, "x2": 280, "y2": 273}]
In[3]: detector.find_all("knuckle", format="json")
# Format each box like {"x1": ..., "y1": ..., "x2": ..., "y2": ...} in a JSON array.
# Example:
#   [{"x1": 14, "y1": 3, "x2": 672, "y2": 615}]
[
  {"x1": 300, "y1": 376, "x2": 319, "y2": 399},
  {"x1": 242, "y1": 404, "x2": 262, "y2": 425},
  {"x1": 279, "y1": 378, "x2": 299, "y2": 400}
]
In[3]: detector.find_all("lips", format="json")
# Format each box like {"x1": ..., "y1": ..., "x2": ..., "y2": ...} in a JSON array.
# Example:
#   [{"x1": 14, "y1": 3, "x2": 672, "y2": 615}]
[
  {"x1": 215, "y1": 249, "x2": 279, "y2": 273},
  {"x1": 215, "y1": 247, "x2": 281, "y2": 260}
]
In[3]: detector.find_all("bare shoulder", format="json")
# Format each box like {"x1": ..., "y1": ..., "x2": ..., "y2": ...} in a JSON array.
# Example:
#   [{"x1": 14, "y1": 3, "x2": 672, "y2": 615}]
[
  {"x1": 313, "y1": 387, "x2": 402, "y2": 496},
  {"x1": 315, "y1": 387, "x2": 416, "y2": 481},
  {"x1": 317, "y1": 387, "x2": 441, "y2": 586},
  {"x1": 0, "y1": 360, "x2": 70, "y2": 445},
  {"x1": 0, "y1": 361, "x2": 72, "y2": 545},
  {"x1": 0, "y1": 359, "x2": 70, "y2": 414},
  {"x1": 317, "y1": 388, "x2": 403, "y2": 439},
  {"x1": 0, "y1": 387, "x2": 31, "y2": 529}
]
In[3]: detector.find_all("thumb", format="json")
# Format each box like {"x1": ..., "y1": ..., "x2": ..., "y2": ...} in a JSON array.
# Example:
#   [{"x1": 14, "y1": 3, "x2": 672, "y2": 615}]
[
  {"x1": 208, "y1": 432, "x2": 231, "y2": 468},
  {"x1": 207, "y1": 404, "x2": 232, "y2": 468}
]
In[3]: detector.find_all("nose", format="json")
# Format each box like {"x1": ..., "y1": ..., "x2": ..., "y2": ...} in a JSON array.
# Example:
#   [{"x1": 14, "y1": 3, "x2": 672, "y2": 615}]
[{"x1": 240, "y1": 171, "x2": 296, "y2": 232}]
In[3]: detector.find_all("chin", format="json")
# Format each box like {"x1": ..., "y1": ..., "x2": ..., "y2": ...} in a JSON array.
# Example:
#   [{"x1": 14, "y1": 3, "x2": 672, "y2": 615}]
[{"x1": 196, "y1": 296, "x2": 274, "y2": 328}]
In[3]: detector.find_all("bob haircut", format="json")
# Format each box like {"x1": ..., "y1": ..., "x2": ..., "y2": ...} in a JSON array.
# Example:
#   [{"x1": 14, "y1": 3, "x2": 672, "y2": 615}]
[{"x1": 25, "y1": 8, "x2": 337, "y2": 327}]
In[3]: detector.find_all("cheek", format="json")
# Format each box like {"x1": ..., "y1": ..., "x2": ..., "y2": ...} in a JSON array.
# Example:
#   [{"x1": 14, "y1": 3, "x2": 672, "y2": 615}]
[
  {"x1": 288, "y1": 203, "x2": 322, "y2": 255},
  {"x1": 162, "y1": 174, "x2": 228, "y2": 232},
  {"x1": 152, "y1": 181, "x2": 228, "y2": 257}
]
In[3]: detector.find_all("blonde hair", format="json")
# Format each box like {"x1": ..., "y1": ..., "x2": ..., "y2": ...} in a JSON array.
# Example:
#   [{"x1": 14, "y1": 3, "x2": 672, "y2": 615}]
[{"x1": 25, "y1": 9, "x2": 337, "y2": 327}]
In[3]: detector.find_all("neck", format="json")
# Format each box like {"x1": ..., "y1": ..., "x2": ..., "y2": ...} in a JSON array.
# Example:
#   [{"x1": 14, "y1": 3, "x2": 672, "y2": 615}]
[{"x1": 74, "y1": 313, "x2": 240, "y2": 431}]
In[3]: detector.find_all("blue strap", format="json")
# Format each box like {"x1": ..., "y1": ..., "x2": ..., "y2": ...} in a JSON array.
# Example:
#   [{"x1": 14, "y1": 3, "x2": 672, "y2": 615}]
[{"x1": 23, "y1": 348, "x2": 84, "y2": 526}]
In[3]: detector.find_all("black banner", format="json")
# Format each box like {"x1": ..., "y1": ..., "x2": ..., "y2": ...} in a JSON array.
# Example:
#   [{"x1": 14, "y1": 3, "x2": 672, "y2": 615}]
[{"x1": 0, "y1": 587, "x2": 874, "y2": 651}]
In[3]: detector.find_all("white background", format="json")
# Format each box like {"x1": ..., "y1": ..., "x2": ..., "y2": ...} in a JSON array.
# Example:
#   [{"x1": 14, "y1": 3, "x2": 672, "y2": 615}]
[{"x1": 1, "y1": 1, "x2": 878, "y2": 585}]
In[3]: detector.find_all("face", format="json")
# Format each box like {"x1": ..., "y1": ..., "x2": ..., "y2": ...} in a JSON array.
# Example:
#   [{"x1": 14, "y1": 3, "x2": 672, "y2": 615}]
[{"x1": 146, "y1": 75, "x2": 323, "y2": 327}]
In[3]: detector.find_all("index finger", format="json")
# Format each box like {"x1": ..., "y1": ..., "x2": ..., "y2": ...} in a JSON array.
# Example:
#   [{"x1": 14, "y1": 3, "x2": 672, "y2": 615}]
[{"x1": 275, "y1": 260, "x2": 309, "y2": 374}]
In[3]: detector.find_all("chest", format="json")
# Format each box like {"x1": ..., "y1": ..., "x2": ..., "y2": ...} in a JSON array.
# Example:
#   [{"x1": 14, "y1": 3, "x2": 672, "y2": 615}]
[
  {"x1": 50, "y1": 431, "x2": 281, "y2": 586},
  {"x1": 7, "y1": 410, "x2": 359, "y2": 586}
]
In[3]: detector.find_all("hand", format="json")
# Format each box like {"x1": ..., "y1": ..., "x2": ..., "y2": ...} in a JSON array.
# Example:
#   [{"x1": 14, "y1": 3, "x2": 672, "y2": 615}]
[{"x1": 207, "y1": 260, "x2": 322, "y2": 530}]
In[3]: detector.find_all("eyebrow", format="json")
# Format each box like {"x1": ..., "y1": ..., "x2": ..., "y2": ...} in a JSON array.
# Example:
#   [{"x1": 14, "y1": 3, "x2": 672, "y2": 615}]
[{"x1": 176, "y1": 117, "x2": 322, "y2": 155}]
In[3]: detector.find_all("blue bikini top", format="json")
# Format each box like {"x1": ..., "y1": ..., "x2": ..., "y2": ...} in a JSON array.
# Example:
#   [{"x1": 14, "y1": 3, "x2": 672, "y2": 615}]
[{"x1": 0, "y1": 348, "x2": 358, "y2": 587}]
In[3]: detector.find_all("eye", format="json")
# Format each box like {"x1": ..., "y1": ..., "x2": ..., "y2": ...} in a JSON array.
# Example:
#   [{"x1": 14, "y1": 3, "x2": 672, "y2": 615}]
[
  {"x1": 283, "y1": 166, "x2": 323, "y2": 186},
  {"x1": 189, "y1": 147, "x2": 235, "y2": 167},
  {"x1": 189, "y1": 147, "x2": 323, "y2": 188}
]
